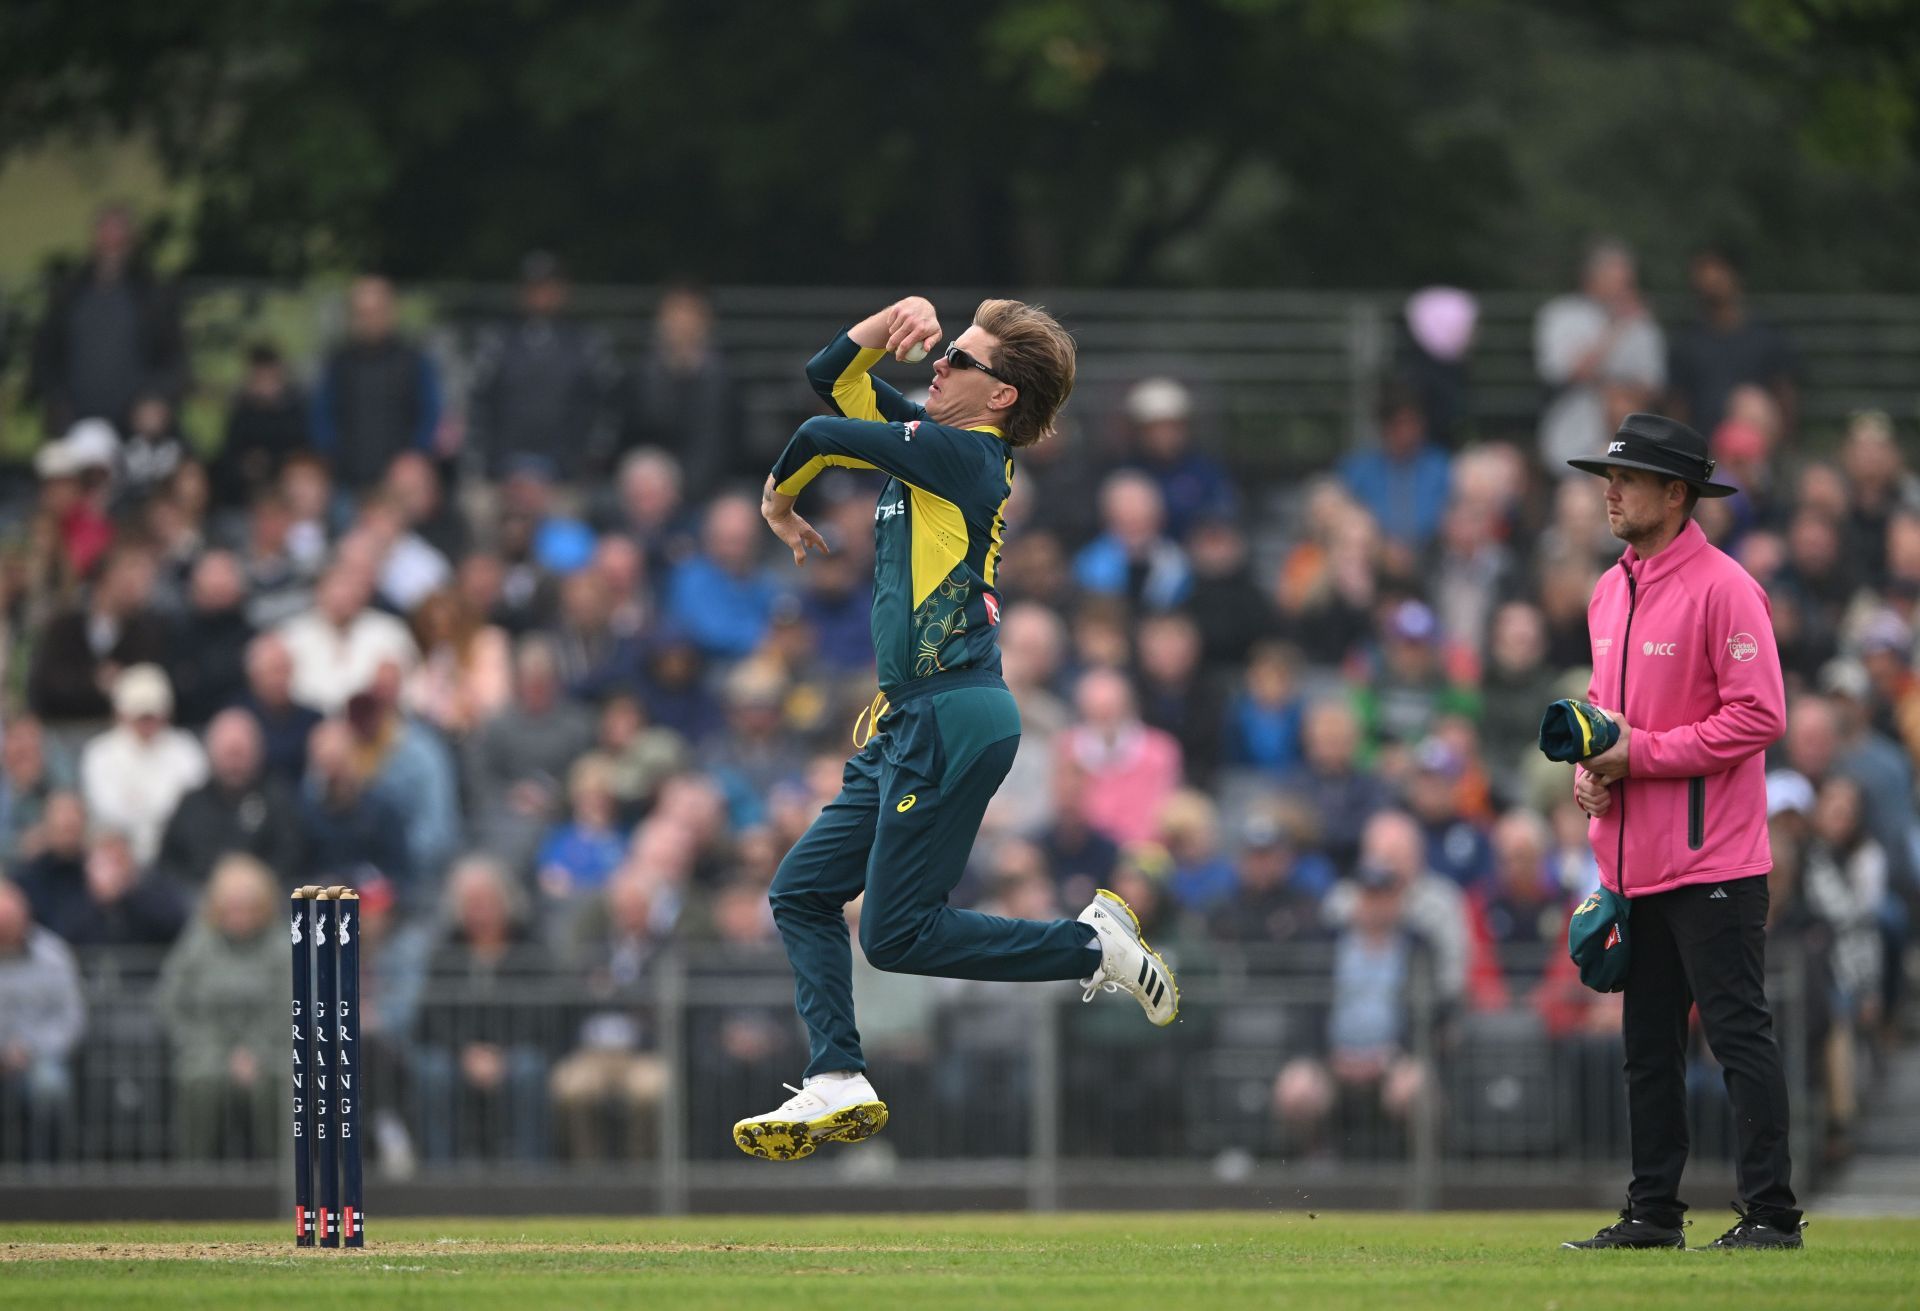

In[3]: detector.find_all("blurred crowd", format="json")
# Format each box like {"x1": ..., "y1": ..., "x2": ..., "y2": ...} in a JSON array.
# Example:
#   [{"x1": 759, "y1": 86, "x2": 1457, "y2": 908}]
[{"x1": 0, "y1": 210, "x2": 1913, "y2": 1172}]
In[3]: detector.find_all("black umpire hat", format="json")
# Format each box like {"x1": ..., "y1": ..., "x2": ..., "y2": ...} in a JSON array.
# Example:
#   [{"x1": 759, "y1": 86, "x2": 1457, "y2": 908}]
[{"x1": 1567, "y1": 412, "x2": 1738, "y2": 498}]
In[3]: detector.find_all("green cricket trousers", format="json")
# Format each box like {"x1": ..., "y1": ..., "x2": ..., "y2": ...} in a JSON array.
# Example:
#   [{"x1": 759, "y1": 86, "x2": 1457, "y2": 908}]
[{"x1": 769, "y1": 669, "x2": 1098, "y2": 1077}]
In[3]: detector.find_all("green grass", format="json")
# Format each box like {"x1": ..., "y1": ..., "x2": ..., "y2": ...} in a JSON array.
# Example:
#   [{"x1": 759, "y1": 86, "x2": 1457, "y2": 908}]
[{"x1": 2, "y1": 1212, "x2": 1914, "y2": 1310}]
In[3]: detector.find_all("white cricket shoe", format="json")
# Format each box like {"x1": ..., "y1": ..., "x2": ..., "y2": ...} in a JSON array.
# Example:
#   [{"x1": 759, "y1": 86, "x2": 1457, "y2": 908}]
[
  {"x1": 1078, "y1": 888, "x2": 1179, "y2": 1026},
  {"x1": 732, "y1": 1072, "x2": 889, "y2": 1162}
]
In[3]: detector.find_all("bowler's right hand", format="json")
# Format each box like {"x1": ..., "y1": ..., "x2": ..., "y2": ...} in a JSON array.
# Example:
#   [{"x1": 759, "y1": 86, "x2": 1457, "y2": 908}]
[
  {"x1": 883, "y1": 296, "x2": 941, "y2": 361},
  {"x1": 1574, "y1": 767, "x2": 1612, "y2": 818}
]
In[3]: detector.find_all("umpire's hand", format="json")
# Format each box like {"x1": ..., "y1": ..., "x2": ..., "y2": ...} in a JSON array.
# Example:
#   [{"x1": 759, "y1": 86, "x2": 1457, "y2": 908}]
[
  {"x1": 1574, "y1": 768, "x2": 1612, "y2": 817},
  {"x1": 1584, "y1": 713, "x2": 1633, "y2": 784}
]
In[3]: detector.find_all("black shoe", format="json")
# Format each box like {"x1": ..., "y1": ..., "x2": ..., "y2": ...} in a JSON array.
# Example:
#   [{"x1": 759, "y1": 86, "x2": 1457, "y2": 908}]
[
  {"x1": 1706, "y1": 1205, "x2": 1805, "y2": 1250},
  {"x1": 1562, "y1": 1210, "x2": 1687, "y2": 1250}
]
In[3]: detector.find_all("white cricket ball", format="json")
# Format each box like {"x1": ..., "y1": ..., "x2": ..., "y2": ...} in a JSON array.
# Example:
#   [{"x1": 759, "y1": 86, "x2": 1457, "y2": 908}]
[{"x1": 903, "y1": 343, "x2": 928, "y2": 363}]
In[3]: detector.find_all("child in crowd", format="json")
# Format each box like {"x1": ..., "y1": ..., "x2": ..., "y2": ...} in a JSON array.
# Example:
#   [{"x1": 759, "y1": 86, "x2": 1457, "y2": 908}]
[{"x1": 535, "y1": 755, "x2": 628, "y2": 909}]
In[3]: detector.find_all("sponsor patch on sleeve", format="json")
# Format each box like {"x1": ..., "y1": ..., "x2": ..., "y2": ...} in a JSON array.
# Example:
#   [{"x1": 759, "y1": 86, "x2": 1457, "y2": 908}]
[{"x1": 1727, "y1": 632, "x2": 1758, "y2": 662}]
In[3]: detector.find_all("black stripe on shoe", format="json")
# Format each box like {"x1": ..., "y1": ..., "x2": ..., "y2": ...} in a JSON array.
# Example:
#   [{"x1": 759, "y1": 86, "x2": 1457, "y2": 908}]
[{"x1": 1138, "y1": 959, "x2": 1151, "y2": 987}]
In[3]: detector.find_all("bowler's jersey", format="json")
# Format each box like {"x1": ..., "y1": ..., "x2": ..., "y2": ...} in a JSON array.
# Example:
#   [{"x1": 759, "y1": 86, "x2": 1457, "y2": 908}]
[{"x1": 770, "y1": 332, "x2": 1014, "y2": 694}]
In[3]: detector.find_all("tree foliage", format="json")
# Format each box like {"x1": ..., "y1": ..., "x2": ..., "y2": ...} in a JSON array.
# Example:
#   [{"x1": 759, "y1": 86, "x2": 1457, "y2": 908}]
[{"x1": 2, "y1": 0, "x2": 1915, "y2": 288}]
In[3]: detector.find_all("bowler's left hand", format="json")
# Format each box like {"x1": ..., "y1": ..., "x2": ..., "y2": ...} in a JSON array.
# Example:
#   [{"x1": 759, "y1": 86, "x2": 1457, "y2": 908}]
[
  {"x1": 1585, "y1": 712, "x2": 1632, "y2": 784},
  {"x1": 766, "y1": 509, "x2": 830, "y2": 566}
]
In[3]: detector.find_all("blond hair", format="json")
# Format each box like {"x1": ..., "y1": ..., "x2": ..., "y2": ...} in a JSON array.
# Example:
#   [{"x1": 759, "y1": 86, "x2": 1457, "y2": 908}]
[
  {"x1": 568, "y1": 753, "x2": 615, "y2": 798},
  {"x1": 972, "y1": 299, "x2": 1076, "y2": 449},
  {"x1": 203, "y1": 854, "x2": 276, "y2": 925}
]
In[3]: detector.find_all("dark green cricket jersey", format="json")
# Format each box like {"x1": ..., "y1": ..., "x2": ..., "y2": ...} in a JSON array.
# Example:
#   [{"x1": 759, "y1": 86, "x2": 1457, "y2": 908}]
[{"x1": 771, "y1": 331, "x2": 1014, "y2": 695}]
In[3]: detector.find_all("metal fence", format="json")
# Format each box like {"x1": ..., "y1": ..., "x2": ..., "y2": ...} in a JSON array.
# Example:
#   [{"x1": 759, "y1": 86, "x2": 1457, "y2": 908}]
[
  {"x1": 0, "y1": 940, "x2": 1818, "y2": 1217},
  {"x1": 414, "y1": 285, "x2": 1920, "y2": 467},
  {"x1": 8, "y1": 279, "x2": 1913, "y2": 475}
]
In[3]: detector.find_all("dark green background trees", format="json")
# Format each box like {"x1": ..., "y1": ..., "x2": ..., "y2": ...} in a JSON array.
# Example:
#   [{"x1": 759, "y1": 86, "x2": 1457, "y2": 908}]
[{"x1": 3, "y1": 0, "x2": 1915, "y2": 288}]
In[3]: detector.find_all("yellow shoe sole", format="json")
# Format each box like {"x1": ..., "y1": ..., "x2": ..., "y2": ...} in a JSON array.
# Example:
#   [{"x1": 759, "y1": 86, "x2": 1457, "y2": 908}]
[
  {"x1": 732, "y1": 1100, "x2": 890, "y2": 1162},
  {"x1": 1094, "y1": 888, "x2": 1180, "y2": 1027}
]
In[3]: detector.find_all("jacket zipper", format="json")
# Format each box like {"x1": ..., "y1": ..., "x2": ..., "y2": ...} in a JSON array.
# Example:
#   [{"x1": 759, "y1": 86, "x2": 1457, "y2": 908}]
[
  {"x1": 1688, "y1": 776, "x2": 1705, "y2": 850},
  {"x1": 1616, "y1": 569, "x2": 1636, "y2": 891}
]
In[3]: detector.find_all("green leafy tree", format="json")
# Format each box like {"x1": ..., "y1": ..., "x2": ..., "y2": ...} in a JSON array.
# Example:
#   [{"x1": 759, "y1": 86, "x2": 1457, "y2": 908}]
[{"x1": 1, "y1": 0, "x2": 1914, "y2": 288}]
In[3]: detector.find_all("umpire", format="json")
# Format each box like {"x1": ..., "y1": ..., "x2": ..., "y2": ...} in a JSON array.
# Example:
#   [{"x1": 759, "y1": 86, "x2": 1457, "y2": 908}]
[{"x1": 1562, "y1": 414, "x2": 1804, "y2": 1251}]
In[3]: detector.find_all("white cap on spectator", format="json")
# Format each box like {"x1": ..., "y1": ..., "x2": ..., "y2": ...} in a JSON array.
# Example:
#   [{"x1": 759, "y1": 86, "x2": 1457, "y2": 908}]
[
  {"x1": 34, "y1": 440, "x2": 83, "y2": 480},
  {"x1": 62, "y1": 418, "x2": 122, "y2": 472},
  {"x1": 112, "y1": 663, "x2": 174, "y2": 721},
  {"x1": 1856, "y1": 609, "x2": 1913, "y2": 656},
  {"x1": 1818, "y1": 657, "x2": 1870, "y2": 701},
  {"x1": 1765, "y1": 770, "x2": 1815, "y2": 819},
  {"x1": 1126, "y1": 377, "x2": 1191, "y2": 425}
]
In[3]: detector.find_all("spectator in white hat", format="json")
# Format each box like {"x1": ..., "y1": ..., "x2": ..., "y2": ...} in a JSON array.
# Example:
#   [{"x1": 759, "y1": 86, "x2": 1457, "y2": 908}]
[
  {"x1": 78, "y1": 664, "x2": 208, "y2": 864},
  {"x1": 33, "y1": 436, "x2": 84, "y2": 483},
  {"x1": 60, "y1": 417, "x2": 123, "y2": 481},
  {"x1": 1122, "y1": 376, "x2": 1234, "y2": 541},
  {"x1": 32, "y1": 419, "x2": 119, "y2": 585}
]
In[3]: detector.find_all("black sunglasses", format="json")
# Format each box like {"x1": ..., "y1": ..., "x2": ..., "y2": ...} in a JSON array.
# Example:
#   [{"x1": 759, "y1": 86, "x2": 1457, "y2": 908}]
[{"x1": 941, "y1": 343, "x2": 1010, "y2": 384}]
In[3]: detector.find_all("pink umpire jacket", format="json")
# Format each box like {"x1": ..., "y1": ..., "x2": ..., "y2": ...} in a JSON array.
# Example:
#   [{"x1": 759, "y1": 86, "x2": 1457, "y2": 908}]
[{"x1": 1582, "y1": 519, "x2": 1787, "y2": 898}]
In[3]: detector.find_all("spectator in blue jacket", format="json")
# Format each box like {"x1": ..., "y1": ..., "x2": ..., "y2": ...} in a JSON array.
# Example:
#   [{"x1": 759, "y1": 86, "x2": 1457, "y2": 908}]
[
  {"x1": 1122, "y1": 377, "x2": 1235, "y2": 541},
  {"x1": 665, "y1": 494, "x2": 782, "y2": 660},
  {"x1": 535, "y1": 756, "x2": 628, "y2": 911},
  {"x1": 1404, "y1": 737, "x2": 1493, "y2": 890},
  {"x1": 1225, "y1": 641, "x2": 1307, "y2": 775},
  {"x1": 310, "y1": 276, "x2": 443, "y2": 491},
  {"x1": 1158, "y1": 789, "x2": 1239, "y2": 913},
  {"x1": 1072, "y1": 471, "x2": 1192, "y2": 612},
  {"x1": 1338, "y1": 385, "x2": 1452, "y2": 552}
]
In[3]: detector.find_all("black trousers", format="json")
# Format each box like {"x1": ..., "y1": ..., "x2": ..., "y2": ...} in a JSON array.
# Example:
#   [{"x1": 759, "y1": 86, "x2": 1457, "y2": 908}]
[{"x1": 1622, "y1": 875, "x2": 1799, "y2": 1227}]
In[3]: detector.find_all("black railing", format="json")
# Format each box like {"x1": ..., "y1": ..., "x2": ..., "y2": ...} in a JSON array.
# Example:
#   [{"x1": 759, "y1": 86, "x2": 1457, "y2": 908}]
[{"x1": 0, "y1": 941, "x2": 1818, "y2": 1216}]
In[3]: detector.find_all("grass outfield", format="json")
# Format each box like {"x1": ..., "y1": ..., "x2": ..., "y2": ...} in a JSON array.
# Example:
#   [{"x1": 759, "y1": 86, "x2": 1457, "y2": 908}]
[{"x1": 2, "y1": 1212, "x2": 1915, "y2": 1310}]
